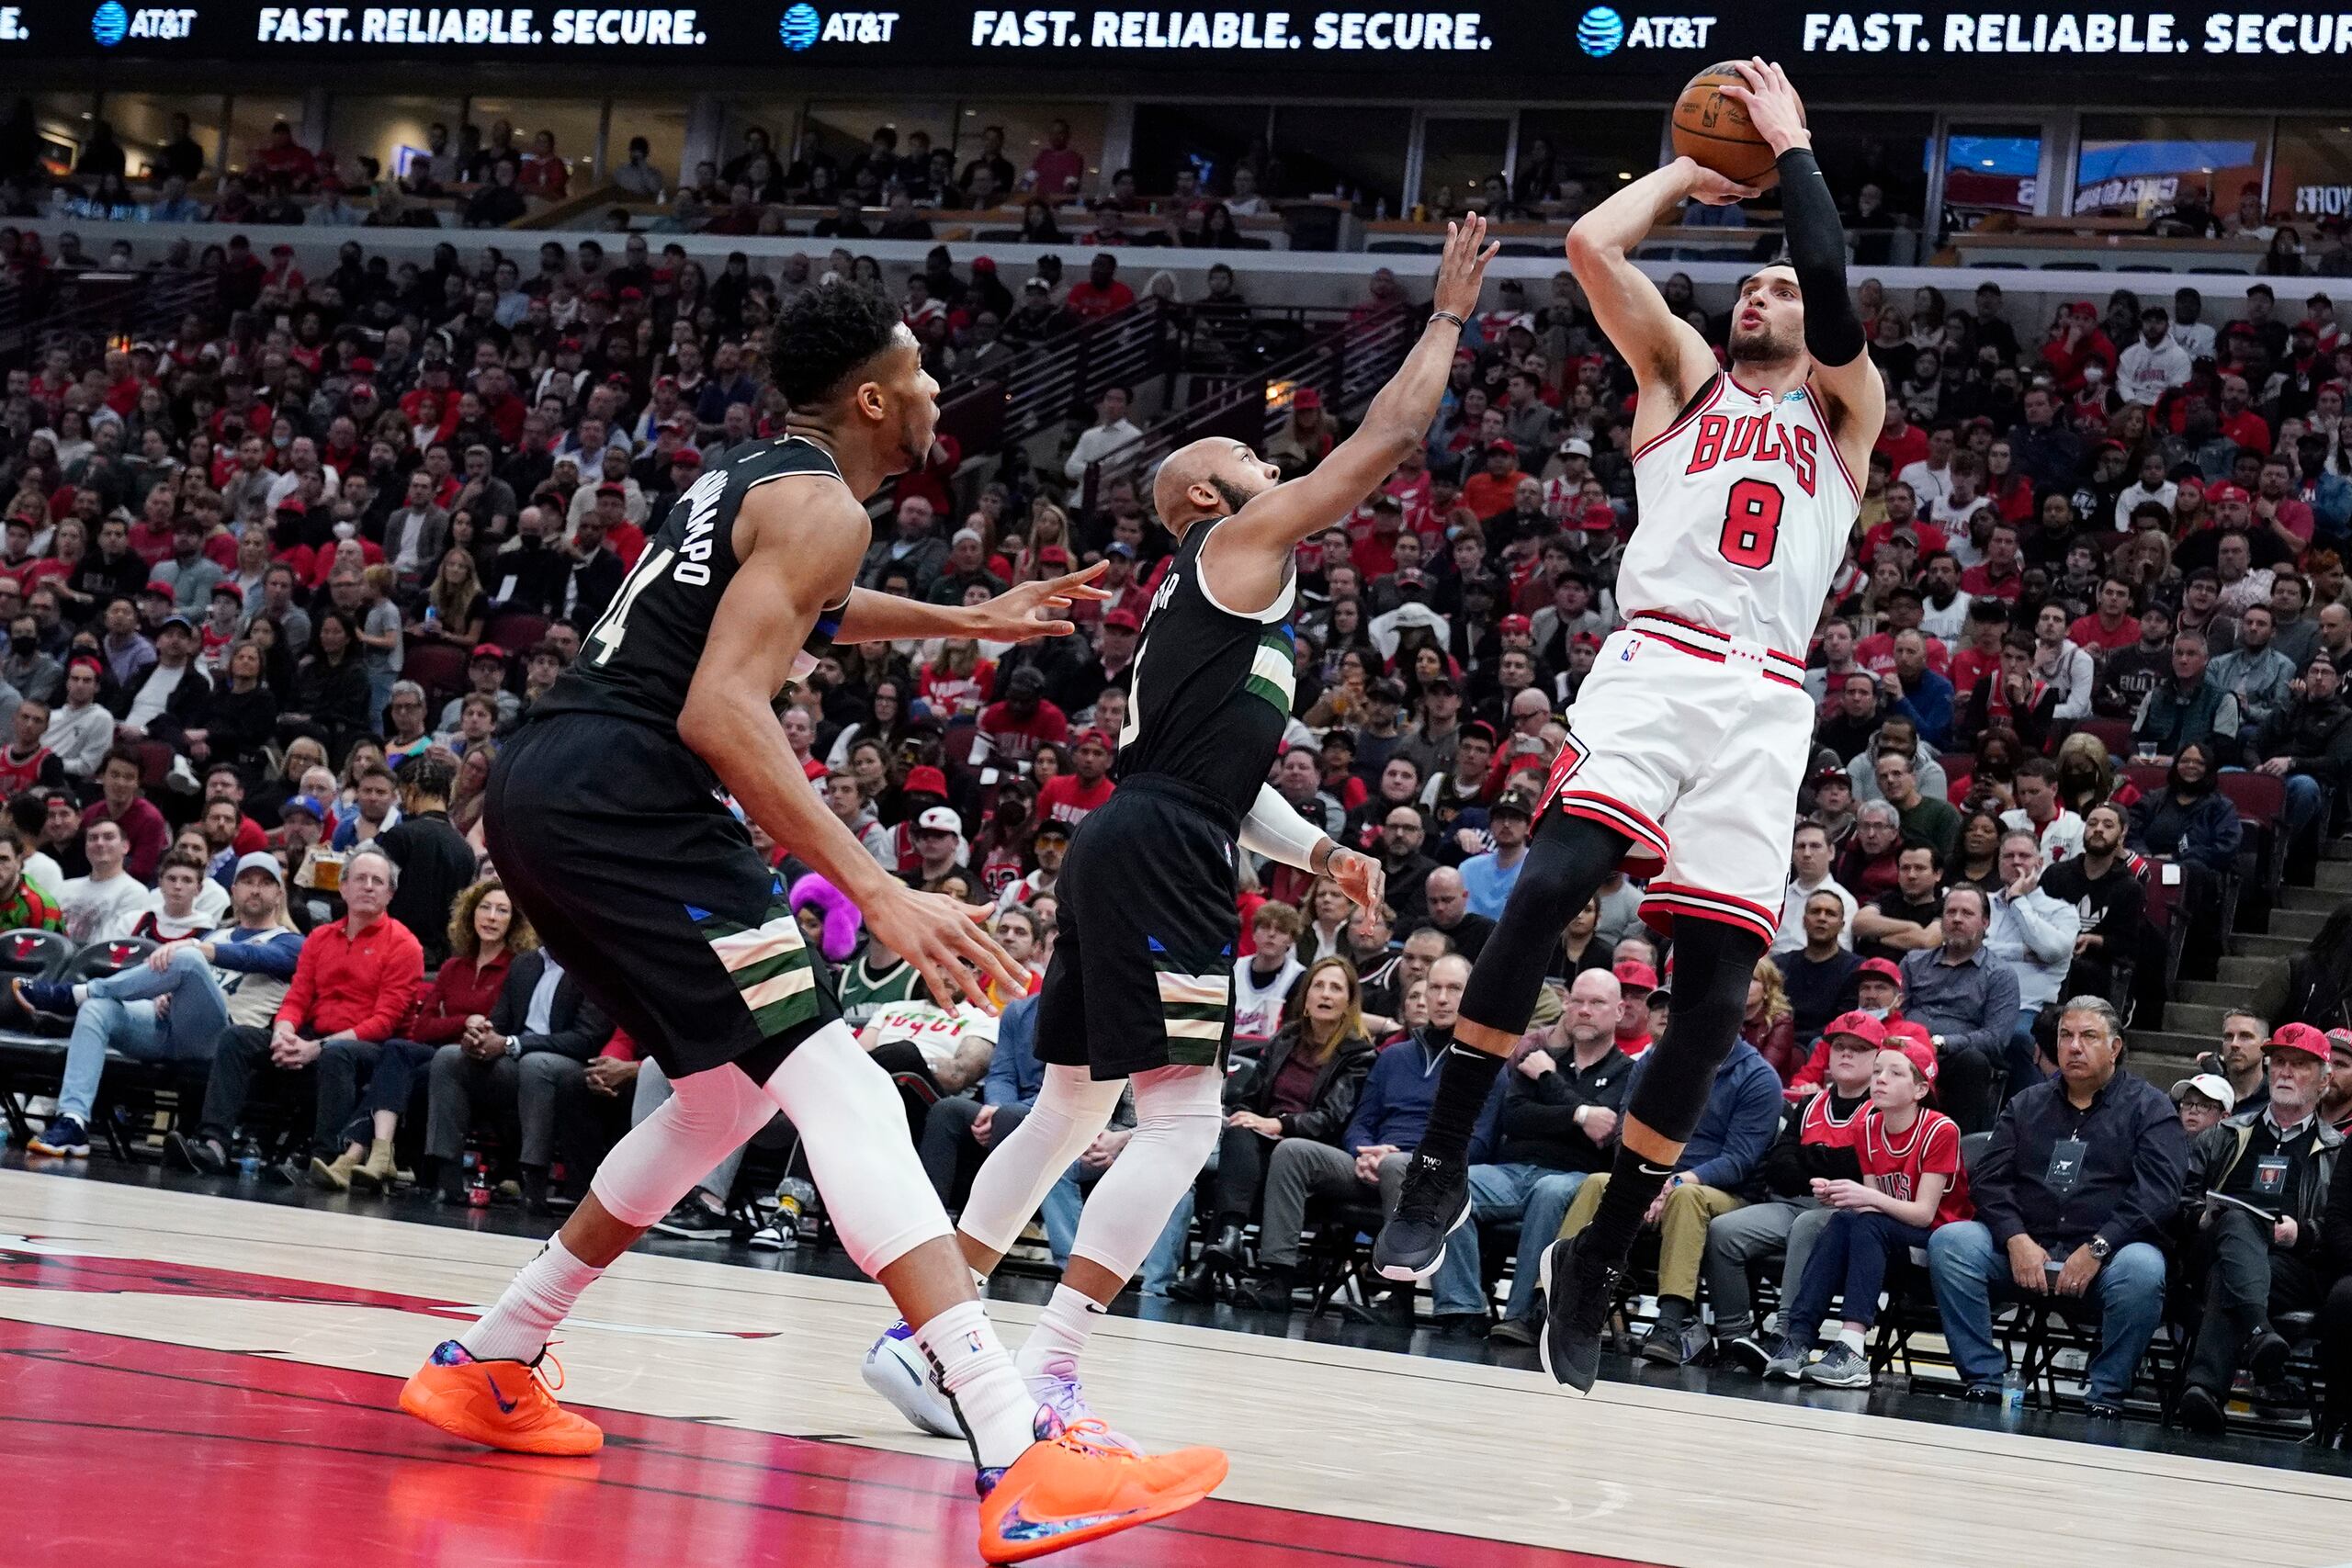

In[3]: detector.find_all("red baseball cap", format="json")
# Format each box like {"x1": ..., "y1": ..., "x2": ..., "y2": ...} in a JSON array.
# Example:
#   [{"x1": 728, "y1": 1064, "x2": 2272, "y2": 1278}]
[
  {"x1": 1102, "y1": 607, "x2": 1141, "y2": 632},
  {"x1": 1823, "y1": 1010, "x2": 1888, "y2": 1048},
  {"x1": 2267, "y1": 1021, "x2": 2332, "y2": 1062},
  {"x1": 1487, "y1": 438, "x2": 1518, "y2": 457},
  {"x1": 1884, "y1": 1019, "x2": 1934, "y2": 1050},
  {"x1": 671, "y1": 447, "x2": 703, "y2": 469},
  {"x1": 1894, "y1": 1037, "x2": 1939, "y2": 1085},
  {"x1": 1073, "y1": 728, "x2": 1114, "y2": 752},
  {"x1": 469, "y1": 642, "x2": 505, "y2": 662},
  {"x1": 1611, "y1": 960, "x2": 1657, "y2": 994},
  {"x1": 2207, "y1": 482, "x2": 2250, "y2": 506},
  {"x1": 1037, "y1": 545, "x2": 1070, "y2": 564},
  {"x1": 2326, "y1": 1028, "x2": 2352, "y2": 1059},
  {"x1": 1855, "y1": 956, "x2": 1904, "y2": 987},
  {"x1": 1291, "y1": 387, "x2": 1322, "y2": 411},
  {"x1": 903, "y1": 764, "x2": 949, "y2": 798},
  {"x1": 1498, "y1": 613, "x2": 1532, "y2": 636}
]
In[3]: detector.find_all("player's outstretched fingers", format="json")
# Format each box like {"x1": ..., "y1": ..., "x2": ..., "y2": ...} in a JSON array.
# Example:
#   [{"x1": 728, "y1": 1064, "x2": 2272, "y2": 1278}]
[{"x1": 948, "y1": 916, "x2": 1030, "y2": 1006}]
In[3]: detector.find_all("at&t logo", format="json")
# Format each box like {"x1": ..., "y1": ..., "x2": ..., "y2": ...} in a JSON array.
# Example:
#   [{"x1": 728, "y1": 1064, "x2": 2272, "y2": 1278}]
[
  {"x1": 1578, "y1": 6, "x2": 1717, "y2": 55},
  {"x1": 93, "y1": 0, "x2": 196, "y2": 43},
  {"x1": 779, "y1": 4, "x2": 896, "y2": 47},
  {"x1": 1577, "y1": 6, "x2": 1622, "y2": 55}
]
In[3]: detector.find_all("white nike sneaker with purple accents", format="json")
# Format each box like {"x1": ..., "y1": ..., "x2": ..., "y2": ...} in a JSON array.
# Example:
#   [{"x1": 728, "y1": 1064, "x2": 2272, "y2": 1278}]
[
  {"x1": 1024, "y1": 1355, "x2": 1136, "y2": 1454},
  {"x1": 862, "y1": 1319, "x2": 961, "y2": 1438}
]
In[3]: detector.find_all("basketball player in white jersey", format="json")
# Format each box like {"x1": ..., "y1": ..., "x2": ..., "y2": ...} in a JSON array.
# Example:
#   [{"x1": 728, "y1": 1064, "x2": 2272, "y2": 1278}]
[{"x1": 1375, "y1": 60, "x2": 1884, "y2": 1393}]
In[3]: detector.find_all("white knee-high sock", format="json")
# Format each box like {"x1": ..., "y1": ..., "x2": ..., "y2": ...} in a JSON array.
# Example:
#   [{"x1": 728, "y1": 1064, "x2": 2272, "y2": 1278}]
[
  {"x1": 957, "y1": 1064, "x2": 1125, "y2": 1258},
  {"x1": 1017, "y1": 1283, "x2": 1109, "y2": 1385},
  {"x1": 1063, "y1": 1064, "x2": 1222, "y2": 1284},
  {"x1": 460, "y1": 1235, "x2": 602, "y2": 1363},
  {"x1": 914, "y1": 1299, "x2": 1036, "y2": 1470}
]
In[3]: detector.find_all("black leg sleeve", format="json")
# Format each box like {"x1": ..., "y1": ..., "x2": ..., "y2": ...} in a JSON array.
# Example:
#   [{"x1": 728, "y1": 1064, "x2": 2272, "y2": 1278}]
[
  {"x1": 1458, "y1": 809, "x2": 1634, "y2": 1037},
  {"x1": 1581, "y1": 919, "x2": 1771, "y2": 1269},
  {"x1": 1621, "y1": 919, "x2": 1770, "y2": 1147}
]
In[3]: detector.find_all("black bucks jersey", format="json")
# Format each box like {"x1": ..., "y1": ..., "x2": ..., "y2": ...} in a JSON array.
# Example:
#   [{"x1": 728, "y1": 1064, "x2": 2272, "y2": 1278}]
[
  {"x1": 1035, "y1": 517, "x2": 1297, "y2": 1079},
  {"x1": 1116, "y1": 518, "x2": 1299, "y2": 821},
  {"x1": 533, "y1": 434, "x2": 849, "y2": 738},
  {"x1": 484, "y1": 434, "x2": 853, "y2": 1084}
]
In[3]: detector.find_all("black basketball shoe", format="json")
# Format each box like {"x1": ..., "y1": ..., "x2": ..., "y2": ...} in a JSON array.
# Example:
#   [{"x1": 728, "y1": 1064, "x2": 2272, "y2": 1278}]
[
  {"x1": 1537, "y1": 1234, "x2": 1622, "y2": 1393},
  {"x1": 1372, "y1": 1151, "x2": 1471, "y2": 1282}
]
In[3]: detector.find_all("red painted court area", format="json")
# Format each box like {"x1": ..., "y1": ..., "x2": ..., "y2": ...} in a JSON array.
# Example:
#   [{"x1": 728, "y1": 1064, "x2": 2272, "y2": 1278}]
[{"x1": 0, "y1": 1318, "x2": 1656, "y2": 1568}]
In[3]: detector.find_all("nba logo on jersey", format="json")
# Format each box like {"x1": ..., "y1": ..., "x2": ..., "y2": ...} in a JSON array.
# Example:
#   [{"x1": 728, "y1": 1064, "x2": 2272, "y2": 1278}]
[{"x1": 1620, "y1": 635, "x2": 1640, "y2": 662}]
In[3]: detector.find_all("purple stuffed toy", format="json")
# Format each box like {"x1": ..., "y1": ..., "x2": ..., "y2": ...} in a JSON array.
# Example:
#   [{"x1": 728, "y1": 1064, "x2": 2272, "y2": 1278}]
[{"x1": 788, "y1": 873, "x2": 863, "y2": 963}]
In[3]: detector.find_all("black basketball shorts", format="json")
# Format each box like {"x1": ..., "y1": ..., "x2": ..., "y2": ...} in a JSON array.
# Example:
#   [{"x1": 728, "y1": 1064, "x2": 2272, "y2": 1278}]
[
  {"x1": 484, "y1": 712, "x2": 840, "y2": 1083},
  {"x1": 1034, "y1": 776, "x2": 1241, "y2": 1081}
]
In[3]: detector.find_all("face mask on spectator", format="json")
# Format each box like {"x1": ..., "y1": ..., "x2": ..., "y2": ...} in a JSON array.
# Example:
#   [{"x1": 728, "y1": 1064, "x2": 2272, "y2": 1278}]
[{"x1": 9, "y1": 634, "x2": 31, "y2": 655}]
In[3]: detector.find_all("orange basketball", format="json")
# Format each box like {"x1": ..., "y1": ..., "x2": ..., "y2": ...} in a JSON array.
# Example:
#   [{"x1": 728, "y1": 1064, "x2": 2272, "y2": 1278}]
[{"x1": 1670, "y1": 63, "x2": 1783, "y2": 190}]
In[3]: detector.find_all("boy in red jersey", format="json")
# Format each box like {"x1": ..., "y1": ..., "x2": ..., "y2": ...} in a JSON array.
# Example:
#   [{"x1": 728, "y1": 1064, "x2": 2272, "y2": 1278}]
[{"x1": 1763, "y1": 1036, "x2": 1970, "y2": 1388}]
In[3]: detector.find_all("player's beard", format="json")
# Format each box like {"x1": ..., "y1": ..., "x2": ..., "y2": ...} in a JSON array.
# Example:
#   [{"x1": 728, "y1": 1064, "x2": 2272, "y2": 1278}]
[
  {"x1": 1209, "y1": 476, "x2": 1258, "y2": 513},
  {"x1": 890, "y1": 405, "x2": 935, "y2": 477},
  {"x1": 1728, "y1": 319, "x2": 1799, "y2": 366}
]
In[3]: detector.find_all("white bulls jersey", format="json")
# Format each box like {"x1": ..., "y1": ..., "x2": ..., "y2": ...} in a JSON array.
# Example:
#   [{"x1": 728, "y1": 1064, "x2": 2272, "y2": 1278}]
[{"x1": 1620, "y1": 371, "x2": 1859, "y2": 657}]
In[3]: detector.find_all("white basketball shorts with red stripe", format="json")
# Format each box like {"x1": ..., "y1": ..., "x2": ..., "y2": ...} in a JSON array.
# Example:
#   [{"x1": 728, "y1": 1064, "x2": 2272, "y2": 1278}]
[{"x1": 1534, "y1": 614, "x2": 1814, "y2": 950}]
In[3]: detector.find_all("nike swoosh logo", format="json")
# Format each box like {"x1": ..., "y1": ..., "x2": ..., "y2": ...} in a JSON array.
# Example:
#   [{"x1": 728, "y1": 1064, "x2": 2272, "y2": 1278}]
[
  {"x1": 483, "y1": 1373, "x2": 519, "y2": 1415},
  {"x1": 997, "y1": 1501, "x2": 1145, "y2": 1543},
  {"x1": 1636, "y1": 1162, "x2": 1674, "y2": 1178}
]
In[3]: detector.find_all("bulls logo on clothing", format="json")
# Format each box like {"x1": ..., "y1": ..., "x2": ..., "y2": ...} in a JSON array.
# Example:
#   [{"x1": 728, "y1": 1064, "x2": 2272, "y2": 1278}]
[{"x1": 1683, "y1": 411, "x2": 1820, "y2": 497}]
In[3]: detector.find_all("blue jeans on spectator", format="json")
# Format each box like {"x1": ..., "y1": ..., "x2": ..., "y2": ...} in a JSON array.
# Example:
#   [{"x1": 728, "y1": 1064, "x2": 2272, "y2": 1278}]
[
  {"x1": 2283, "y1": 773, "x2": 2324, "y2": 839},
  {"x1": 1781, "y1": 1209, "x2": 1932, "y2": 1334},
  {"x1": 1431, "y1": 1163, "x2": 1589, "y2": 1319},
  {"x1": 1927, "y1": 1220, "x2": 2167, "y2": 1403},
  {"x1": 55, "y1": 945, "x2": 232, "y2": 1124}
]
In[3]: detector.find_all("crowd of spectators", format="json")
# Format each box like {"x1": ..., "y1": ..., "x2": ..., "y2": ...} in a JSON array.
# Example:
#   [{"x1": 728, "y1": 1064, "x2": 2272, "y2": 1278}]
[{"x1": 0, "y1": 209, "x2": 2350, "y2": 1438}]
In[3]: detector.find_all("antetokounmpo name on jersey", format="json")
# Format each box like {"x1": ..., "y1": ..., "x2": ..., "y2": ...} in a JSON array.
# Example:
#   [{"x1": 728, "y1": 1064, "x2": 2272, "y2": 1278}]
[
  {"x1": 671, "y1": 468, "x2": 729, "y2": 586},
  {"x1": 1683, "y1": 411, "x2": 1821, "y2": 497}
]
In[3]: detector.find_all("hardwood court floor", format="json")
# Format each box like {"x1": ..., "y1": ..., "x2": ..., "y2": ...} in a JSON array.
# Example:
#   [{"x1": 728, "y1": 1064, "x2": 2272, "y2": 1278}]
[{"x1": 0, "y1": 1168, "x2": 2347, "y2": 1568}]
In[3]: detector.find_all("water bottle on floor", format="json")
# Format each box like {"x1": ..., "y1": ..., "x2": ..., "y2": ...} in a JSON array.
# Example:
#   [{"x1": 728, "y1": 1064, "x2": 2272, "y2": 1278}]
[
  {"x1": 2001, "y1": 1370, "x2": 2026, "y2": 1419},
  {"x1": 775, "y1": 1177, "x2": 819, "y2": 1242}
]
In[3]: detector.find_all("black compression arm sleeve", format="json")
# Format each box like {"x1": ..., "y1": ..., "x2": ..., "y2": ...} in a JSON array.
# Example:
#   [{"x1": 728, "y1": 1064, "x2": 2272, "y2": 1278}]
[{"x1": 1776, "y1": 146, "x2": 1866, "y2": 368}]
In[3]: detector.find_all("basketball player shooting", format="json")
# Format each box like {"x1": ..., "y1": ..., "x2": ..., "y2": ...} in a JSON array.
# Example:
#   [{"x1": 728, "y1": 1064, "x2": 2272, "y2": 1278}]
[
  {"x1": 865, "y1": 216, "x2": 1498, "y2": 1443},
  {"x1": 1373, "y1": 60, "x2": 1883, "y2": 1393},
  {"x1": 395, "y1": 281, "x2": 1227, "y2": 1564}
]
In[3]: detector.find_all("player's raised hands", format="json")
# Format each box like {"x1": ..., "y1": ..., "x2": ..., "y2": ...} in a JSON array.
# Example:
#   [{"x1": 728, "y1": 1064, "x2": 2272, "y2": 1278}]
[
  {"x1": 1676, "y1": 161, "x2": 1764, "y2": 208},
  {"x1": 1720, "y1": 58, "x2": 1809, "y2": 155},
  {"x1": 963, "y1": 560, "x2": 1112, "y2": 643},
  {"x1": 865, "y1": 882, "x2": 1030, "y2": 1014},
  {"x1": 1430, "y1": 212, "x2": 1500, "y2": 321}
]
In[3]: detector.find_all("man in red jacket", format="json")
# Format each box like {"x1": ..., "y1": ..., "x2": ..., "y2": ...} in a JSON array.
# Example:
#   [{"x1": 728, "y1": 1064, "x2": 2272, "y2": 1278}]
[{"x1": 165, "y1": 845, "x2": 423, "y2": 1180}]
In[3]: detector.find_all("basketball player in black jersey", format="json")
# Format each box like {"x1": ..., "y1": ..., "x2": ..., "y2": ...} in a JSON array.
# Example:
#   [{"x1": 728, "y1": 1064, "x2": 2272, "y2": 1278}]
[
  {"x1": 865, "y1": 217, "x2": 1497, "y2": 1443},
  {"x1": 399, "y1": 281, "x2": 1226, "y2": 1565}
]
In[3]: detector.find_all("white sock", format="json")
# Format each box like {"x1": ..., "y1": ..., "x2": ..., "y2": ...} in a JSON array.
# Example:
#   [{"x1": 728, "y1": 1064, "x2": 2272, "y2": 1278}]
[
  {"x1": 459, "y1": 1235, "x2": 602, "y2": 1364},
  {"x1": 1017, "y1": 1283, "x2": 1107, "y2": 1387},
  {"x1": 914, "y1": 1299, "x2": 1036, "y2": 1470},
  {"x1": 70, "y1": 983, "x2": 86, "y2": 1005},
  {"x1": 1837, "y1": 1326, "x2": 1867, "y2": 1356}
]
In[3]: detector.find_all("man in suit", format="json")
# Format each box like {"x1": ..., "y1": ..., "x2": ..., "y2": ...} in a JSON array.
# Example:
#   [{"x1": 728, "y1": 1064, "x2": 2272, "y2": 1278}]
[{"x1": 424, "y1": 946, "x2": 614, "y2": 1209}]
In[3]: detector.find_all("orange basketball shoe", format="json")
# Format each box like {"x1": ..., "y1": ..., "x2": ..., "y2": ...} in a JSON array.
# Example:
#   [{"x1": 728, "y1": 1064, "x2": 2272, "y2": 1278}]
[
  {"x1": 976, "y1": 1405, "x2": 1227, "y2": 1563},
  {"x1": 400, "y1": 1340, "x2": 604, "y2": 1456}
]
